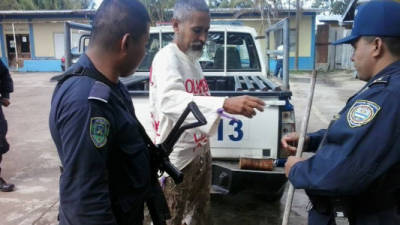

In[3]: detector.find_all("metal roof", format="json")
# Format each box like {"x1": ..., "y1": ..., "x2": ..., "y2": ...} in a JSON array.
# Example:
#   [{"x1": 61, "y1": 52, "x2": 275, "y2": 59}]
[
  {"x1": 210, "y1": 7, "x2": 322, "y2": 14},
  {"x1": 0, "y1": 7, "x2": 321, "y2": 20},
  {"x1": 0, "y1": 9, "x2": 95, "y2": 20}
]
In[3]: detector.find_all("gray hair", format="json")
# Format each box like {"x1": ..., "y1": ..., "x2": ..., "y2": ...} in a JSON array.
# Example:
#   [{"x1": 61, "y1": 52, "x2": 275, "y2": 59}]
[{"x1": 173, "y1": 0, "x2": 209, "y2": 21}]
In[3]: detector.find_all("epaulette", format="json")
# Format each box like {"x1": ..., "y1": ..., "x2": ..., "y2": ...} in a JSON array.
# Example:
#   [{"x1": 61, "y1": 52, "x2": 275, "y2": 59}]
[
  {"x1": 368, "y1": 75, "x2": 390, "y2": 87},
  {"x1": 88, "y1": 81, "x2": 111, "y2": 103}
]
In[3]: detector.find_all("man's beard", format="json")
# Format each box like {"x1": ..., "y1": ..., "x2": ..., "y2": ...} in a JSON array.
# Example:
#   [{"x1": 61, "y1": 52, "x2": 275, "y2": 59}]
[
  {"x1": 186, "y1": 42, "x2": 204, "y2": 61},
  {"x1": 186, "y1": 49, "x2": 203, "y2": 61}
]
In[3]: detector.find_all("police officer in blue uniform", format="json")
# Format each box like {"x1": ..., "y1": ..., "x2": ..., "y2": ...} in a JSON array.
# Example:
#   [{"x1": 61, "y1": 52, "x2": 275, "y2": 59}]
[
  {"x1": 0, "y1": 59, "x2": 14, "y2": 192},
  {"x1": 281, "y1": 1, "x2": 400, "y2": 224},
  {"x1": 49, "y1": 0, "x2": 152, "y2": 224}
]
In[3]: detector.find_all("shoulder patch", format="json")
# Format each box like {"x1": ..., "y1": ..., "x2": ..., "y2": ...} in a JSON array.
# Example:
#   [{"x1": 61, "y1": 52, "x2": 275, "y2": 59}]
[
  {"x1": 347, "y1": 100, "x2": 381, "y2": 128},
  {"x1": 90, "y1": 117, "x2": 110, "y2": 148},
  {"x1": 88, "y1": 81, "x2": 110, "y2": 103}
]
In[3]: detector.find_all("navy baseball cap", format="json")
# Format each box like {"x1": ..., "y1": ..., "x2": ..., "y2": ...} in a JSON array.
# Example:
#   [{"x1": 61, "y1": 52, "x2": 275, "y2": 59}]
[{"x1": 333, "y1": 0, "x2": 400, "y2": 45}]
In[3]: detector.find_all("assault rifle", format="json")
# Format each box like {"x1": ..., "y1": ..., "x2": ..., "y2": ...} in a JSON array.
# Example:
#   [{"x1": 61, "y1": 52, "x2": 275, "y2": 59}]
[{"x1": 143, "y1": 102, "x2": 207, "y2": 225}]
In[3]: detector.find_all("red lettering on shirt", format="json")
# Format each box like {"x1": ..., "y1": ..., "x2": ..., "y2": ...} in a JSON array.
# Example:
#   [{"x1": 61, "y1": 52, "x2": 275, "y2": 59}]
[
  {"x1": 185, "y1": 79, "x2": 194, "y2": 93},
  {"x1": 150, "y1": 113, "x2": 160, "y2": 143},
  {"x1": 203, "y1": 80, "x2": 210, "y2": 95},
  {"x1": 184, "y1": 78, "x2": 210, "y2": 96},
  {"x1": 193, "y1": 133, "x2": 208, "y2": 148}
]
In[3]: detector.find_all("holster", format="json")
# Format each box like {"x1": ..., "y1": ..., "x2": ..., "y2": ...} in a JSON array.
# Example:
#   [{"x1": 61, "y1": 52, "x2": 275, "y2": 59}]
[{"x1": 308, "y1": 194, "x2": 353, "y2": 217}]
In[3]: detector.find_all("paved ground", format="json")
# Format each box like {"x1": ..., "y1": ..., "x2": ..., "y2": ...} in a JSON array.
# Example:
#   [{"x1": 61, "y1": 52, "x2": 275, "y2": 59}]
[{"x1": 0, "y1": 71, "x2": 364, "y2": 225}]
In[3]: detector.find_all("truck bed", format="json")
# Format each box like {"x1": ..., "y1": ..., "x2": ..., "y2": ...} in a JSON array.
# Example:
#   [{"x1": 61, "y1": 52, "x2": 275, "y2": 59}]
[{"x1": 121, "y1": 75, "x2": 292, "y2": 98}]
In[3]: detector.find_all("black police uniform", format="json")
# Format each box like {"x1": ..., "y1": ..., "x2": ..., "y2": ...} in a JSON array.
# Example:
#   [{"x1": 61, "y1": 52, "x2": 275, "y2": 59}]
[
  {"x1": 49, "y1": 54, "x2": 151, "y2": 225},
  {"x1": 0, "y1": 60, "x2": 14, "y2": 190},
  {"x1": 289, "y1": 61, "x2": 400, "y2": 225}
]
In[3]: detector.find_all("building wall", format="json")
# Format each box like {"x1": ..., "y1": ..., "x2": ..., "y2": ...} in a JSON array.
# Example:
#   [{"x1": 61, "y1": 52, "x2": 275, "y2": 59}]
[
  {"x1": 0, "y1": 27, "x2": 2, "y2": 58},
  {"x1": 266, "y1": 15, "x2": 313, "y2": 57},
  {"x1": 0, "y1": 23, "x2": 4, "y2": 65},
  {"x1": 0, "y1": 18, "x2": 90, "y2": 71},
  {"x1": 2, "y1": 20, "x2": 30, "y2": 34},
  {"x1": 266, "y1": 14, "x2": 316, "y2": 71},
  {"x1": 237, "y1": 14, "x2": 315, "y2": 71},
  {"x1": 33, "y1": 21, "x2": 64, "y2": 58}
]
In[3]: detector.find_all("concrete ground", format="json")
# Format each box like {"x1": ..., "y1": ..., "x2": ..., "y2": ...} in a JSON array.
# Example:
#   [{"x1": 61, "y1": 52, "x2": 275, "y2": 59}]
[{"x1": 0, "y1": 70, "x2": 364, "y2": 225}]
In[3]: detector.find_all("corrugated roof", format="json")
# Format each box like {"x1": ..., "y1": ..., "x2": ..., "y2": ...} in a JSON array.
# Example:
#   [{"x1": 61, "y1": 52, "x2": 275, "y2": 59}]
[{"x1": 0, "y1": 9, "x2": 95, "y2": 19}]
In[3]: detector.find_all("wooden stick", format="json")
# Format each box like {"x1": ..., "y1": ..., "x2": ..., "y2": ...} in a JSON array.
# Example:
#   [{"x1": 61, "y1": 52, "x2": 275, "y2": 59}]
[
  {"x1": 239, "y1": 158, "x2": 275, "y2": 171},
  {"x1": 282, "y1": 70, "x2": 317, "y2": 225}
]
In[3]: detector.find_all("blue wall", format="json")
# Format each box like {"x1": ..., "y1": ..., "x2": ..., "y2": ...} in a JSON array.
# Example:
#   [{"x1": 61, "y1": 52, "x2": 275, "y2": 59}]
[
  {"x1": 269, "y1": 13, "x2": 316, "y2": 72},
  {"x1": 269, "y1": 57, "x2": 314, "y2": 72},
  {"x1": 19, "y1": 60, "x2": 62, "y2": 72}
]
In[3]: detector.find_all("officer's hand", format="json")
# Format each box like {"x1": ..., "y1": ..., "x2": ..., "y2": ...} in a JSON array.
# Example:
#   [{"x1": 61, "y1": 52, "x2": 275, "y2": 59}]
[
  {"x1": 285, "y1": 156, "x2": 305, "y2": 177},
  {"x1": 0, "y1": 98, "x2": 10, "y2": 107},
  {"x1": 281, "y1": 132, "x2": 310, "y2": 155},
  {"x1": 223, "y1": 96, "x2": 265, "y2": 118},
  {"x1": 281, "y1": 132, "x2": 299, "y2": 155}
]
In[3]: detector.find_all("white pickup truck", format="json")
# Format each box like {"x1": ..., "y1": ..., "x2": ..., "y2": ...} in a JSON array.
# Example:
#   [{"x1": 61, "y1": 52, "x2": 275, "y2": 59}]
[{"x1": 120, "y1": 24, "x2": 296, "y2": 200}]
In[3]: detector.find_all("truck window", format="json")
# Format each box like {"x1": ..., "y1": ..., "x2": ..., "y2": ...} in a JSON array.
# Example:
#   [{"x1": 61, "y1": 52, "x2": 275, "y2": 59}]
[
  {"x1": 162, "y1": 33, "x2": 174, "y2": 47},
  {"x1": 137, "y1": 33, "x2": 160, "y2": 72},
  {"x1": 203, "y1": 32, "x2": 261, "y2": 72},
  {"x1": 137, "y1": 31, "x2": 261, "y2": 73}
]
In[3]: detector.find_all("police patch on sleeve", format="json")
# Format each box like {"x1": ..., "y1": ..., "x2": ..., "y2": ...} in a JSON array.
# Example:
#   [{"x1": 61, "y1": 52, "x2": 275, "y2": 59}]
[
  {"x1": 90, "y1": 117, "x2": 110, "y2": 148},
  {"x1": 347, "y1": 100, "x2": 381, "y2": 128}
]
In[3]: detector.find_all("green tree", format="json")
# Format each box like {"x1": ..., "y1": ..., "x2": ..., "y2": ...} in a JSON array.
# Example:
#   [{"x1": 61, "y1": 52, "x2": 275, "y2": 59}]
[
  {"x1": 139, "y1": 0, "x2": 175, "y2": 24},
  {"x1": 0, "y1": 0, "x2": 21, "y2": 10},
  {"x1": 312, "y1": 0, "x2": 351, "y2": 15}
]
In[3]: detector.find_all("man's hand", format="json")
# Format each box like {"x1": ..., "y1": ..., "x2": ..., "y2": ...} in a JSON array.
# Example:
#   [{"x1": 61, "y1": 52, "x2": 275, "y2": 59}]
[
  {"x1": 223, "y1": 96, "x2": 265, "y2": 118},
  {"x1": 285, "y1": 156, "x2": 305, "y2": 177},
  {"x1": 0, "y1": 98, "x2": 10, "y2": 107}
]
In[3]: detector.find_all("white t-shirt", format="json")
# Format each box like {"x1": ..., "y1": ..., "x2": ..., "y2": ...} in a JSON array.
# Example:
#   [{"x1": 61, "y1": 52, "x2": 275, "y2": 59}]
[
  {"x1": 277, "y1": 45, "x2": 284, "y2": 60},
  {"x1": 149, "y1": 43, "x2": 225, "y2": 170}
]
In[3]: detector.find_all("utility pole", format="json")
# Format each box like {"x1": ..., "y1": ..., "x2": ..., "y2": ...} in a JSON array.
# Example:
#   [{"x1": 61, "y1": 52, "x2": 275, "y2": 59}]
[{"x1": 295, "y1": 0, "x2": 301, "y2": 70}]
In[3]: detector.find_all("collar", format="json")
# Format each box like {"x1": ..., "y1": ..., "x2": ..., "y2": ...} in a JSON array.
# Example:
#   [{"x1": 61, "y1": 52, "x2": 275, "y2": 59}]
[
  {"x1": 366, "y1": 60, "x2": 400, "y2": 86},
  {"x1": 76, "y1": 54, "x2": 119, "y2": 88}
]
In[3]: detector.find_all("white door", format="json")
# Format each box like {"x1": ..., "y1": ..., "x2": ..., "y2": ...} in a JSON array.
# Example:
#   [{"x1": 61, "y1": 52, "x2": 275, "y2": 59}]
[{"x1": 54, "y1": 33, "x2": 64, "y2": 59}]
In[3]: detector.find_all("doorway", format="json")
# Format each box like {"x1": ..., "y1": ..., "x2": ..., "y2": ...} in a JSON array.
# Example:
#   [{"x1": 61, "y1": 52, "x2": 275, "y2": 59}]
[{"x1": 6, "y1": 34, "x2": 31, "y2": 68}]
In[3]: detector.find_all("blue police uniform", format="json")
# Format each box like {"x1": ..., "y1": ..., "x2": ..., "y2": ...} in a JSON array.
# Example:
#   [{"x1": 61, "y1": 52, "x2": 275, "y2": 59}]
[
  {"x1": 0, "y1": 59, "x2": 13, "y2": 191},
  {"x1": 0, "y1": 60, "x2": 13, "y2": 156},
  {"x1": 49, "y1": 54, "x2": 151, "y2": 225},
  {"x1": 289, "y1": 60, "x2": 400, "y2": 225}
]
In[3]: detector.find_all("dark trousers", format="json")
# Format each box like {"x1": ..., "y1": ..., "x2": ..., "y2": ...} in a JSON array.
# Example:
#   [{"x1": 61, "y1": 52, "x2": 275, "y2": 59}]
[
  {"x1": 274, "y1": 59, "x2": 283, "y2": 79},
  {"x1": 0, "y1": 106, "x2": 9, "y2": 174},
  {"x1": 113, "y1": 203, "x2": 144, "y2": 225}
]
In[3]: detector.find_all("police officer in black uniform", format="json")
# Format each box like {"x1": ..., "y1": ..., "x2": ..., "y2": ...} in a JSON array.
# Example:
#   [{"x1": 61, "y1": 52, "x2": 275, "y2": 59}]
[
  {"x1": 49, "y1": 0, "x2": 152, "y2": 224},
  {"x1": 0, "y1": 59, "x2": 14, "y2": 192},
  {"x1": 281, "y1": 1, "x2": 400, "y2": 225}
]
